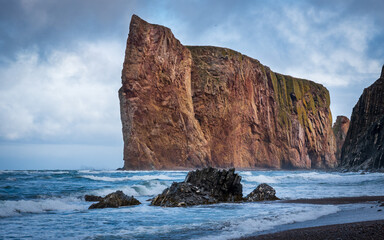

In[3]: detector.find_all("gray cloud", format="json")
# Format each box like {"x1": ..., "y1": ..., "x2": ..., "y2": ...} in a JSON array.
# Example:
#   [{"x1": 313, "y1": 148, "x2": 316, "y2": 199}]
[
  {"x1": 0, "y1": 0, "x2": 139, "y2": 61},
  {"x1": 0, "y1": 40, "x2": 124, "y2": 144}
]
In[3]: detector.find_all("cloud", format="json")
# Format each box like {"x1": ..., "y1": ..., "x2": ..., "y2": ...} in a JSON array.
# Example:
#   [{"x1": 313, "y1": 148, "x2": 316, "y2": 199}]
[
  {"x1": 275, "y1": 6, "x2": 381, "y2": 87},
  {"x1": 0, "y1": 0, "x2": 139, "y2": 61},
  {"x1": 0, "y1": 40, "x2": 125, "y2": 144}
]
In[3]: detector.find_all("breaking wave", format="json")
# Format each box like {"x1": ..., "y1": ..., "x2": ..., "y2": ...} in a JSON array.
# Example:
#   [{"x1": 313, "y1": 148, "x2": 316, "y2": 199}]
[
  {"x1": 0, "y1": 197, "x2": 86, "y2": 218},
  {"x1": 197, "y1": 204, "x2": 340, "y2": 240},
  {"x1": 90, "y1": 181, "x2": 169, "y2": 197}
]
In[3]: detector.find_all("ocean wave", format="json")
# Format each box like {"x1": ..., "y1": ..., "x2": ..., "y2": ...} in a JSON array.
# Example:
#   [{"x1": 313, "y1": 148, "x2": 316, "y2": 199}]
[
  {"x1": 78, "y1": 170, "x2": 188, "y2": 174},
  {"x1": 243, "y1": 175, "x2": 279, "y2": 183},
  {"x1": 127, "y1": 174, "x2": 177, "y2": 181},
  {"x1": 81, "y1": 174, "x2": 178, "y2": 182},
  {"x1": 243, "y1": 172, "x2": 345, "y2": 184},
  {"x1": 197, "y1": 204, "x2": 340, "y2": 240},
  {"x1": 287, "y1": 172, "x2": 342, "y2": 180},
  {"x1": 0, "y1": 197, "x2": 87, "y2": 217},
  {"x1": 239, "y1": 171, "x2": 253, "y2": 176},
  {"x1": 90, "y1": 181, "x2": 169, "y2": 197},
  {"x1": 81, "y1": 175, "x2": 131, "y2": 182}
]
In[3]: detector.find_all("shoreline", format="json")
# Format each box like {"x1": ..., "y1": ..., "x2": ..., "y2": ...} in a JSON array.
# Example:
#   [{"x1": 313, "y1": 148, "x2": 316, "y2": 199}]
[
  {"x1": 237, "y1": 196, "x2": 384, "y2": 240},
  {"x1": 238, "y1": 220, "x2": 384, "y2": 240},
  {"x1": 280, "y1": 195, "x2": 384, "y2": 204}
]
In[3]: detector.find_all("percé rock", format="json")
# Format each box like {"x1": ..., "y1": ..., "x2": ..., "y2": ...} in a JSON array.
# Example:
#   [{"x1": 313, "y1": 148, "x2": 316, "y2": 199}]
[
  {"x1": 332, "y1": 116, "x2": 350, "y2": 160},
  {"x1": 245, "y1": 183, "x2": 280, "y2": 202},
  {"x1": 151, "y1": 167, "x2": 243, "y2": 207},
  {"x1": 340, "y1": 66, "x2": 384, "y2": 171},
  {"x1": 119, "y1": 15, "x2": 337, "y2": 170},
  {"x1": 89, "y1": 191, "x2": 141, "y2": 209}
]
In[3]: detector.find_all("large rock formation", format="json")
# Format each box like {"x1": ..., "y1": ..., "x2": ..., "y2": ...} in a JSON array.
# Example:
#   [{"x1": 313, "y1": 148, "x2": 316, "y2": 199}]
[
  {"x1": 119, "y1": 15, "x2": 337, "y2": 170},
  {"x1": 340, "y1": 66, "x2": 384, "y2": 171},
  {"x1": 151, "y1": 167, "x2": 243, "y2": 207},
  {"x1": 332, "y1": 116, "x2": 350, "y2": 160}
]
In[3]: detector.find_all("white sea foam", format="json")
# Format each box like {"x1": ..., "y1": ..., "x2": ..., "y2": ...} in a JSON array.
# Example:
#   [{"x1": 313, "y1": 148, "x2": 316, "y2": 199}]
[
  {"x1": 45, "y1": 171, "x2": 70, "y2": 174},
  {"x1": 197, "y1": 204, "x2": 340, "y2": 240},
  {"x1": 78, "y1": 170, "x2": 188, "y2": 174},
  {"x1": 287, "y1": 172, "x2": 341, "y2": 180},
  {"x1": 243, "y1": 172, "x2": 345, "y2": 184},
  {"x1": 127, "y1": 174, "x2": 177, "y2": 181},
  {"x1": 81, "y1": 175, "x2": 132, "y2": 182},
  {"x1": 0, "y1": 197, "x2": 87, "y2": 217},
  {"x1": 239, "y1": 171, "x2": 253, "y2": 176},
  {"x1": 91, "y1": 181, "x2": 169, "y2": 197},
  {"x1": 243, "y1": 175, "x2": 279, "y2": 183}
]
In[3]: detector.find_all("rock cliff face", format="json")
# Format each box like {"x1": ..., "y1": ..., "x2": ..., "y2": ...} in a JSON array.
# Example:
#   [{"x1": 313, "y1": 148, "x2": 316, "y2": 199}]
[
  {"x1": 119, "y1": 15, "x2": 337, "y2": 170},
  {"x1": 333, "y1": 116, "x2": 350, "y2": 160},
  {"x1": 340, "y1": 66, "x2": 384, "y2": 170}
]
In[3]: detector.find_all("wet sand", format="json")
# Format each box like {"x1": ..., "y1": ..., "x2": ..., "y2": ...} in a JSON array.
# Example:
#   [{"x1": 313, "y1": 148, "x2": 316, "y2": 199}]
[
  {"x1": 239, "y1": 220, "x2": 384, "y2": 240},
  {"x1": 281, "y1": 195, "x2": 384, "y2": 204},
  {"x1": 237, "y1": 196, "x2": 384, "y2": 240}
]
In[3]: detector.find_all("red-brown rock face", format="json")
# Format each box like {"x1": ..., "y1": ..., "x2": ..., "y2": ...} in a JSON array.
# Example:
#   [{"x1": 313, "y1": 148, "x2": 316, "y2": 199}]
[
  {"x1": 332, "y1": 116, "x2": 350, "y2": 160},
  {"x1": 119, "y1": 15, "x2": 337, "y2": 170}
]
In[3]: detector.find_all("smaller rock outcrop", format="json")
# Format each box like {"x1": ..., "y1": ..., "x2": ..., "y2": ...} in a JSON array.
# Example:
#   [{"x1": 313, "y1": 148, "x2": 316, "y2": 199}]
[
  {"x1": 340, "y1": 66, "x2": 384, "y2": 171},
  {"x1": 89, "y1": 191, "x2": 141, "y2": 209},
  {"x1": 84, "y1": 195, "x2": 103, "y2": 202},
  {"x1": 333, "y1": 116, "x2": 350, "y2": 160},
  {"x1": 151, "y1": 167, "x2": 243, "y2": 207},
  {"x1": 245, "y1": 183, "x2": 280, "y2": 201}
]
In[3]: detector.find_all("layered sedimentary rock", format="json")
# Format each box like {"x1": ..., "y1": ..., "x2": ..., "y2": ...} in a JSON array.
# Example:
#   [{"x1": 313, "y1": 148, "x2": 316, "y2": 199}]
[
  {"x1": 332, "y1": 116, "x2": 350, "y2": 160},
  {"x1": 340, "y1": 66, "x2": 384, "y2": 170},
  {"x1": 119, "y1": 15, "x2": 337, "y2": 170}
]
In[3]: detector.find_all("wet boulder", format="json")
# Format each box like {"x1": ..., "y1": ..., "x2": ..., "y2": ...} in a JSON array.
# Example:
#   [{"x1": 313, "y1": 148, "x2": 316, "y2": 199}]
[
  {"x1": 89, "y1": 190, "x2": 141, "y2": 209},
  {"x1": 151, "y1": 167, "x2": 243, "y2": 207},
  {"x1": 245, "y1": 183, "x2": 279, "y2": 201}
]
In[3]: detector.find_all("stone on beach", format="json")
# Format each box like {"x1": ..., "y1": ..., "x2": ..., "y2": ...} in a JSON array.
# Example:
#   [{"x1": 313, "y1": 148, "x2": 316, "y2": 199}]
[
  {"x1": 88, "y1": 191, "x2": 141, "y2": 209},
  {"x1": 245, "y1": 183, "x2": 280, "y2": 201}
]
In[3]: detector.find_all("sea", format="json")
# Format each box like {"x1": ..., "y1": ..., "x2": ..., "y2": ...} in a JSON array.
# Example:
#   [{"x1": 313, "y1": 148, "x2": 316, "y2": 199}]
[{"x1": 1, "y1": 169, "x2": 384, "y2": 239}]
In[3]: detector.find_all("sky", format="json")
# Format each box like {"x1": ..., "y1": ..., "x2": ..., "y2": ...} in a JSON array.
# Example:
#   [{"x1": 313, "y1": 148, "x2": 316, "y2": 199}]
[{"x1": 0, "y1": 0, "x2": 383, "y2": 170}]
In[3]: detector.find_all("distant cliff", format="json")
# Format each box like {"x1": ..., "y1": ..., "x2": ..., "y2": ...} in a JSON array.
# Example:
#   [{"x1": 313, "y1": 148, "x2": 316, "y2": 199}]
[
  {"x1": 333, "y1": 116, "x2": 350, "y2": 160},
  {"x1": 119, "y1": 15, "x2": 337, "y2": 170},
  {"x1": 340, "y1": 66, "x2": 384, "y2": 171}
]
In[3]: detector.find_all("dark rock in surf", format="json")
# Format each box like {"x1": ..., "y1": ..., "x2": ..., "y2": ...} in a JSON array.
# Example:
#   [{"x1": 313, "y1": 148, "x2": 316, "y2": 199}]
[
  {"x1": 89, "y1": 191, "x2": 141, "y2": 209},
  {"x1": 151, "y1": 167, "x2": 243, "y2": 207},
  {"x1": 84, "y1": 195, "x2": 103, "y2": 202},
  {"x1": 245, "y1": 183, "x2": 279, "y2": 201}
]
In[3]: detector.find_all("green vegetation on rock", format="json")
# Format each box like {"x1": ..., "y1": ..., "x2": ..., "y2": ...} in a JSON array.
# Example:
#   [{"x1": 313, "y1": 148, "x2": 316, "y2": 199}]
[{"x1": 186, "y1": 45, "x2": 331, "y2": 133}]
